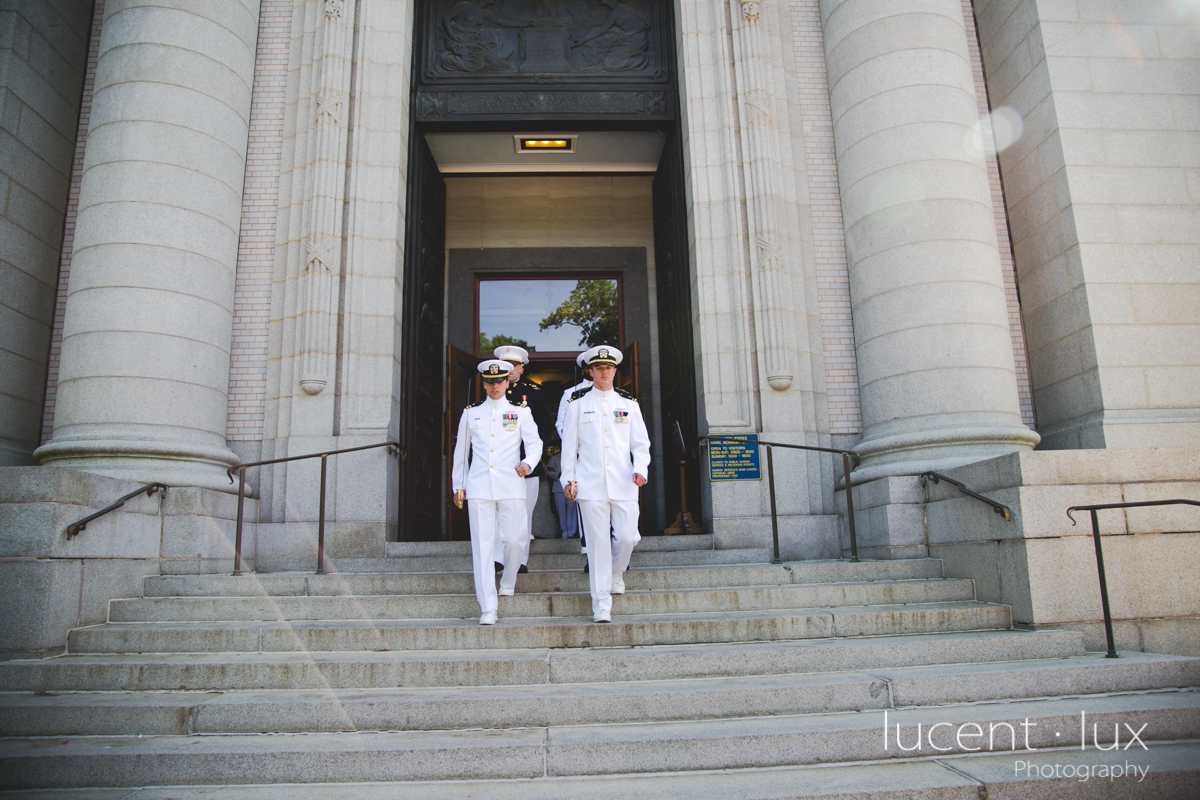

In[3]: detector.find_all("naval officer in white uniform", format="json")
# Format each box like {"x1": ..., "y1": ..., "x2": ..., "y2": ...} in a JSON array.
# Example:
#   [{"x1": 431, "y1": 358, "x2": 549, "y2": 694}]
[
  {"x1": 492, "y1": 345, "x2": 553, "y2": 573},
  {"x1": 556, "y1": 350, "x2": 593, "y2": 556},
  {"x1": 555, "y1": 351, "x2": 593, "y2": 436},
  {"x1": 560, "y1": 345, "x2": 650, "y2": 622},
  {"x1": 451, "y1": 359, "x2": 543, "y2": 625}
]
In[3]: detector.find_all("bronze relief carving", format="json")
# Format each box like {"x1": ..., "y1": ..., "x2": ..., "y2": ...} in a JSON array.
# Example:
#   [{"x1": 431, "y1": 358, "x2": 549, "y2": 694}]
[
  {"x1": 415, "y1": 0, "x2": 673, "y2": 120},
  {"x1": 425, "y1": 0, "x2": 662, "y2": 81}
]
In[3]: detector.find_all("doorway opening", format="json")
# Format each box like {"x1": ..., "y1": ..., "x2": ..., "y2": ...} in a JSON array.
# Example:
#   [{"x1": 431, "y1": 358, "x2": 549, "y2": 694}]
[{"x1": 398, "y1": 0, "x2": 697, "y2": 542}]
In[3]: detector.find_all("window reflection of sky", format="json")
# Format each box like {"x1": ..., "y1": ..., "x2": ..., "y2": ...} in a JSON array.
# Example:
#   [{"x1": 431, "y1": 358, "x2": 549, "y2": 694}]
[{"x1": 479, "y1": 279, "x2": 615, "y2": 352}]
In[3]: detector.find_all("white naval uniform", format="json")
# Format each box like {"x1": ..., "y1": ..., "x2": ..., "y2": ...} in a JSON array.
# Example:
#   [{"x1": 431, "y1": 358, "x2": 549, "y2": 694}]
[
  {"x1": 560, "y1": 386, "x2": 651, "y2": 615},
  {"x1": 451, "y1": 396, "x2": 543, "y2": 614},
  {"x1": 555, "y1": 378, "x2": 591, "y2": 436}
]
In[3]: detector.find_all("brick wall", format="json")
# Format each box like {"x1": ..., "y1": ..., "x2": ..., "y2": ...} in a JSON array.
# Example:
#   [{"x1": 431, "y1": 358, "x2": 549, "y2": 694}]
[
  {"x1": 226, "y1": 0, "x2": 291, "y2": 442},
  {"x1": 791, "y1": 0, "x2": 861, "y2": 435}
]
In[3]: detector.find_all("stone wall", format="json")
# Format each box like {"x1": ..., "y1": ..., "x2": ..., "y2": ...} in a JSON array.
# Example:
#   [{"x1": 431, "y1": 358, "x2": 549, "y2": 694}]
[
  {"x1": 0, "y1": 0, "x2": 92, "y2": 465},
  {"x1": 975, "y1": 0, "x2": 1200, "y2": 450}
]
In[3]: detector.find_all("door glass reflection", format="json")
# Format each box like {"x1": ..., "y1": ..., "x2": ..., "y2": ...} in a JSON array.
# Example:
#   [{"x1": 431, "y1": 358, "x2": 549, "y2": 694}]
[{"x1": 477, "y1": 278, "x2": 619, "y2": 355}]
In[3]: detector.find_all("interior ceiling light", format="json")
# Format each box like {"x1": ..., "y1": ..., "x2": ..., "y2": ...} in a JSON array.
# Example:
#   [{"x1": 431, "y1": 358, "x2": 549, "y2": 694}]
[{"x1": 515, "y1": 135, "x2": 576, "y2": 154}]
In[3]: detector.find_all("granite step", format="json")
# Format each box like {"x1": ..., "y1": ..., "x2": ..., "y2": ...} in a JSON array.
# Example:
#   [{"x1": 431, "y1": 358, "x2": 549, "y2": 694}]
[
  {"x1": 2, "y1": 742, "x2": 1195, "y2": 800},
  {"x1": 2, "y1": 652, "x2": 1196, "y2": 737},
  {"x1": 142, "y1": 559, "x2": 946, "y2": 597},
  {"x1": 2, "y1": 691, "x2": 1196, "y2": 788},
  {"x1": 385, "y1": 534, "x2": 716, "y2": 557},
  {"x1": 357, "y1": 547, "x2": 774, "y2": 573},
  {"x1": 0, "y1": 630, "x2": 1086, "y2": 692},
  {"x1": 109, "y1": 579, "x2": 977, "y2": 622},
  {"x1": 68, "y1": 602, "x2": 1013, "y2": 654}
]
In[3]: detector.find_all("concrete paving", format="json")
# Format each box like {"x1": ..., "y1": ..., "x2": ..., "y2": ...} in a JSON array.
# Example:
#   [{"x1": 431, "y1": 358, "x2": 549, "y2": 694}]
[
  {"x1": 2, "y1": 653, "x2": 1197, "y2": 737},
  {"x1": 0, "y1": 630, "x2": 1088, "y2": 692},
  {"x1": 1, "y1": 544, "x2": 1197, "y2": 795},
  {"x1": 2, "y1": 692, "x2": 1197, "y2": 788}
]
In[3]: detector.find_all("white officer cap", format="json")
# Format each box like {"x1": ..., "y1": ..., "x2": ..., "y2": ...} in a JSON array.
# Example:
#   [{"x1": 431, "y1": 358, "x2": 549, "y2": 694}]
[
  {"x1": 576, "y1": 351, "x2": 590, "y2": 368},
  {"x1": 494, "y1": 345, "x2": 529, "y2": 365},
  {"x1": 585, "y1": 344, "x2": 622, "y2": 366},
  {"x1": 478, "y1": 359, "x2": 513, "y2": 382}
]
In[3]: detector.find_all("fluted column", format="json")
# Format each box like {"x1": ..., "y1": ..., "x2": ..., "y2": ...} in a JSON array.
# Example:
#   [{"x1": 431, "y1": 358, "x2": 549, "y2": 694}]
[
  {"x1": 35, "y1": 0, "x2": 260, "y2": 491},
  {"x1": 297, "y1": 0, "x2": 353, "y2": 396},
  {"x1": 820, "y1": 0, "x2": 1038, "y2": 481},
  {"x1": 731, "y1": 0, "x2": 796, "y2": 392}
]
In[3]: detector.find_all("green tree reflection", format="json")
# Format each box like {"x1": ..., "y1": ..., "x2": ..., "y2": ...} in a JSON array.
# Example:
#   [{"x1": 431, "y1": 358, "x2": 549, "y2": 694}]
[
  {"x1": 479, "y1": 332, "x2": 532, "y2": 353},
  {"x1": 538, "y1": 280, "x2": 618, "y2": 347}
]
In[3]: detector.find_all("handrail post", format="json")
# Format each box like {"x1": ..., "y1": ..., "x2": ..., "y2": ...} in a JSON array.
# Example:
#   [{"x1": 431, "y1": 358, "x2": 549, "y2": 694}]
[
  {"x1": 317, "y1": 455, "x2": 328, "y2": 575},
  {"x1": 233, "y1": 468, "x2": 247, "y2": 576},
  {"x1": 842, "y1": 452, "x2": 859, "y2": 562},
  {"x1": 766, "y1": 445, "x2": 781, "y2": 564},
  {"x1": 1090, "y1": 508, "x2": 1118, "y2": 658}
]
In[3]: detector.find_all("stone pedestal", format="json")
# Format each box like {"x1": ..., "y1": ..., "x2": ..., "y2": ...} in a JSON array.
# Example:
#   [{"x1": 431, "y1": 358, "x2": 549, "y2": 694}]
[
  {"x1": 0, "y1": 466, "x2": 257, "y2": 660},
  {"x1": 834, "y1": 476, "x2": 926, "y2": 560},
  {"x1": 925, "y1": 449, "x2": 1200, "y2": 656},
  {"x1": 820, "y1": 0, "x2": 1038, "y2": 482},
  {"x1": 33, "y1": 0, "x2": 261, "y2": 492}
]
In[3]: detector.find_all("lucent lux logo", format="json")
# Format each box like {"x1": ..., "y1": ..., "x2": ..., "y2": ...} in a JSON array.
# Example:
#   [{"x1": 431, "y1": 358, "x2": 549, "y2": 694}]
[{"x1": 881, "y1": 710, "x2": 1150, "y2": 782}]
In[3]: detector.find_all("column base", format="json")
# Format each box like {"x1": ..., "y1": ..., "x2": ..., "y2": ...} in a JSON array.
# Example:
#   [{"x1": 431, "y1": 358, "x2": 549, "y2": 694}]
[
  {"x1": 34, "y1": 437, "x2": 242, "y2": 494},
  {"x1": 851, "y1": 425, "x2": 1041, "y2": 484}
]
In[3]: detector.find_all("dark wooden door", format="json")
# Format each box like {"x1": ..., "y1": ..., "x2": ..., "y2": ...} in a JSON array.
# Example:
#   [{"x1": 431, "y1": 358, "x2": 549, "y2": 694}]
[
  {"x1": 653, "y1": 128, "x2": 701, "y2": 531},
  {"x1": 399, "y1": 135, "x2": 447, "y2": 541}
]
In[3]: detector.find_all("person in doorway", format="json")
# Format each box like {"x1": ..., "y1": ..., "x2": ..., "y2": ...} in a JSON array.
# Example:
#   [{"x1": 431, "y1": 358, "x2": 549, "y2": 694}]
[
  {"x1": 543, "y1": 448, "x2": 578, "y2": 538},
  {"x1": 452, "y1": 359, "x2": 543, "y2": 625},
  {"x1": 491, "y1": 345, "x2": 554, "y2": 575},
  {"x1": 556, "y1": 351, "x2": 594, "y2": 436},
  {"x1": 560, "y1": 345, "x2": 650, "y2": 623},
  {"x1": 557, "y1": 351, "x2": 594, "y2": 564}
]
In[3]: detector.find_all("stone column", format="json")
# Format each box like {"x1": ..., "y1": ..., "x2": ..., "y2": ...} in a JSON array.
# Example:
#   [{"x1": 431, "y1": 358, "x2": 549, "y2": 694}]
[
  {"x1": 35, "y1": 0, "x2": 261, "y2": 492},
  {"x1": 820, "y1": 0, "x2": 1038, "y2": 482}
]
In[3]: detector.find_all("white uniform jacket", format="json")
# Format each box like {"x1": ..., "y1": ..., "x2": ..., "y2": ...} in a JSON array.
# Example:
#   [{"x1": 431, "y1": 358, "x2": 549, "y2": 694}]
[
  {"x1": 452, "y1": 397, "x2": 543, "y2": 501},
  {"x1": 555, "y1": 378, "x2": 591, "y2": 436},
  {"x1": 560, "y1": 387, "x2": 650, "y2": 503}
]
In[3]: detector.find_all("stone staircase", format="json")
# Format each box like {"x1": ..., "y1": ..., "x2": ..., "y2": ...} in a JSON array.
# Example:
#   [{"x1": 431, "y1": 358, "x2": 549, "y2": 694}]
[{"x1": 1, "y1": 535, "x2": 1198, "y2": 797}]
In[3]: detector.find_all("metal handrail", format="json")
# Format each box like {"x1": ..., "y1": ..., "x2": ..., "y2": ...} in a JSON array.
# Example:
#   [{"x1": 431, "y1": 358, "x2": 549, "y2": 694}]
[
  {"x1": 919, "y1": 472, "x2": 1012, "y2": 519},
  {"x1": 1066, "y1": 499, "x2": 1200, "y2": 659},
  {"x1": 65, "y1": 483, "x2": 168, "y2": 538},
  {"x1": 226, "y1": 440, "x2": 403, "y2": 575},
  {"x1": 699, "y1": 435, "x2": 861, "y2": 564}
]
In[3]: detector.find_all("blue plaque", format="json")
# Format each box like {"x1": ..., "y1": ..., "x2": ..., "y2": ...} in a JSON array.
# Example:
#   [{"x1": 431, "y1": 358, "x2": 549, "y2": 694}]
[{"x1": 707, "y1": 435, "x2": 761, "y2": 481}]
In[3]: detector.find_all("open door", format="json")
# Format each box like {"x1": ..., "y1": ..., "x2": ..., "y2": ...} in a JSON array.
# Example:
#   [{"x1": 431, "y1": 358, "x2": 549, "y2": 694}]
[
  {"x1": 399, "y1": 135, "x2": 447, "y2": 541},
  {"x1": 446, "y1": 345, "x2": 480, "y2": 541},
  {"x1": 653, "y1": 128, "x2": 701, "y2": 533},
  {"x1": 619, "y1": 341, "x2": 641, "y2": 400}
]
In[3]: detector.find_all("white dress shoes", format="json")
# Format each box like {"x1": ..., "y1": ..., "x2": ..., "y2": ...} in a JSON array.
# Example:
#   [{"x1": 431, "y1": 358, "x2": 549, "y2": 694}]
[
  {"x1": 498, "y1": 587, "x2": 514, "y2": 597},
  {"x1": 479, "y1": 610, "x2": 498, "y2": 625},
  {"x1": 593, "y1": 610, "x2": 612, "y2": 623},
  {"x1": 610, "y1": 580, "x2": 625, "y2": 595}
]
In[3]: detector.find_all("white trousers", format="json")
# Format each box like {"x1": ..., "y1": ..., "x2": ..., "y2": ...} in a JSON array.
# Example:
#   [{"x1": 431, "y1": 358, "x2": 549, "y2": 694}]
[
  {"x1": 470, "y1": 498, "x2": 527, "y2": 613},
  {"x1": 578, "y1": 499, "x2": 641, "y2": 615},
  {"x1": 494, "y1": 476, "x2": 537, "y2": 567}
]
